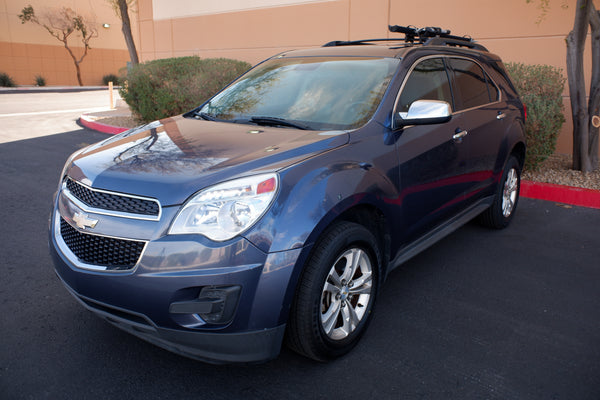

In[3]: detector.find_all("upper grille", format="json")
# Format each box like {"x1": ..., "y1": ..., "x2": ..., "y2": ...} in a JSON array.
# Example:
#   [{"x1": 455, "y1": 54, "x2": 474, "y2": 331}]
[
  {"x1": 60, "y1": 217, "x2": 145, "y2": 270},
  {"x1": 65, "y1": 178, "x2": 160, "y2": 217}
]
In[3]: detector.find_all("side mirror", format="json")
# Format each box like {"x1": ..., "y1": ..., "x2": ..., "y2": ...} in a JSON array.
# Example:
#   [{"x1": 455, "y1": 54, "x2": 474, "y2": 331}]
[{"x1": 395, "y1": 100, "x2": 452, "y2": 127}]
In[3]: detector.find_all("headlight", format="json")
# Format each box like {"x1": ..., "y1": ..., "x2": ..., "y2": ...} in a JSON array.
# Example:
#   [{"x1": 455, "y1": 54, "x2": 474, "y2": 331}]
[{"x1": 169, "y1": 173, "x2": 278, "y2": 241}]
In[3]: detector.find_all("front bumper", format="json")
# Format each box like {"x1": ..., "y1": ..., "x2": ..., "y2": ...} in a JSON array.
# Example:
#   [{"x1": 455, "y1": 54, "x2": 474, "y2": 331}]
[
  {"x1": 56, "y1": 272, "x2": 286, "y2": 363},
  {"x1": 49, "y1": 206, "x2": 303, "y2": 364}
]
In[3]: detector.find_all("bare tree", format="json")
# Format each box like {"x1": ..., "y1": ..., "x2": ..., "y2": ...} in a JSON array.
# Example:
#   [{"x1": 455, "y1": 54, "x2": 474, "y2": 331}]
[
  {"x1": 107, "y1": 0, "x2": 139, "y2": 65},
  {"x1": 527, "y1": 0, "x2": 600, "y2": 172},
  {"x1": 18, "y1": 5, "x2": 98, "y2": 86}
]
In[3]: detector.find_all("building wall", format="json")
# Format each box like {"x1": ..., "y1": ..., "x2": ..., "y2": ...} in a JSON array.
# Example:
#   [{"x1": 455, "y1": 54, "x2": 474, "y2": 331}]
[
  {"x1": 136, "y1": 0, "x2": 599, "y2": 156},
  {"x1": 0, "y1": 0, "x2": 137, "y2": 85}
]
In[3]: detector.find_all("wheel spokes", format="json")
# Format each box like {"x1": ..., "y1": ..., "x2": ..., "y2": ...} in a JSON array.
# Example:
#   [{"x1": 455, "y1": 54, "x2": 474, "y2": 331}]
[
  {"x1": 502, "y1": 168, "x2": 518, "y2": 217},
  {"x1": 321, "y1": 299, "x2": 342, "y2": 335},
  {"x1": 320, "y1": 246, "x2": 373, "y2": 340}
]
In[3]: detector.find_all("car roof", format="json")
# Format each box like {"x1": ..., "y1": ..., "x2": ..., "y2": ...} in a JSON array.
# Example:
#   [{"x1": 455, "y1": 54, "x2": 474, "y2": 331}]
[
  {"x1": 275, "y1": 42, "x2": 501, "y2": 64},
  {"x1": 276, "y1": 44, "x2": 413, "y2": 59}
]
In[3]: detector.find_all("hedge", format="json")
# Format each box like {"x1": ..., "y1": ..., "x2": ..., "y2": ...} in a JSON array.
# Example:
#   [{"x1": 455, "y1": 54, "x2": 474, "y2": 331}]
[
  {"x1": 119, "y1": 57, "x2": 251, "y2": 122},
  {"x1": 506, "y1": 62, "x2": 566, "y2": 170}
]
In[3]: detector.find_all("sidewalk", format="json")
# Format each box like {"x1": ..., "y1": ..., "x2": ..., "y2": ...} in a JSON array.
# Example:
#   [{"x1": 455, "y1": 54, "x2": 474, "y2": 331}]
[{"x1": 78, "y1": 104, "x2": 600, "y2": 210}]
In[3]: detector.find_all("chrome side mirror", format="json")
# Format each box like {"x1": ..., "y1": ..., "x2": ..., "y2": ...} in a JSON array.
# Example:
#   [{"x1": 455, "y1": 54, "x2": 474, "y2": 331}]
[{"x1": 395, "y1": 100, "x2": 452, "y2": 127}]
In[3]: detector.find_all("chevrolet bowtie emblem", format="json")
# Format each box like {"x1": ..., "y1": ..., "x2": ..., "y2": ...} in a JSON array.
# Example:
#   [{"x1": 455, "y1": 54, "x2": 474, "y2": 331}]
[{"x1": 72, "y1": 211, "x2": 98, "y2": 230}]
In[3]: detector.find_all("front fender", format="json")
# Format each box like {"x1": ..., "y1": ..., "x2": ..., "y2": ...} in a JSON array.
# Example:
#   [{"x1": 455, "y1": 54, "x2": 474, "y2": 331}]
[{"x1": 244, "y1": 157, "x2": 399, "y2": 254}]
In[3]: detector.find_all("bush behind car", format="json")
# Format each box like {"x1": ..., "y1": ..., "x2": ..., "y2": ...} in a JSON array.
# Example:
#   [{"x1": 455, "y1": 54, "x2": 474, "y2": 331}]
[
  {"x1": 120, "y1": 56, "x2": 251, "y2": 123},
  {"x1": 506, "y1": 62, "x2": 566, "y2": 170}
]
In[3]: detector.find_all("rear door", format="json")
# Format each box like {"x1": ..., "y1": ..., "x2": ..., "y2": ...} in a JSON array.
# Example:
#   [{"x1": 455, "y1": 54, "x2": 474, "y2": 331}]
[{"x1": 447, "y1": 57, "x2": 506, "y2": 203}]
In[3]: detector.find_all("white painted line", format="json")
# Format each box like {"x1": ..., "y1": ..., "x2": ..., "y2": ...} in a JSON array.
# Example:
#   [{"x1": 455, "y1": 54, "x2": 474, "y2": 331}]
[{"x1": 0, "y1": 107, "x2": 111, "y2": 117}]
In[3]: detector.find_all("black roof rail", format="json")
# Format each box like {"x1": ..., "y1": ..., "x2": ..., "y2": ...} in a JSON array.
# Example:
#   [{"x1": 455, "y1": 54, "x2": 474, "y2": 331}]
[
  {"x1": 424, "y1": 37, "x2": 488, "y2": 52},
  {"x1": 322, "y1": 38, "x2": 407, "y2": 47},
  {"x1": 322, "y1": 25, "x2": 488, "y2": 52}
]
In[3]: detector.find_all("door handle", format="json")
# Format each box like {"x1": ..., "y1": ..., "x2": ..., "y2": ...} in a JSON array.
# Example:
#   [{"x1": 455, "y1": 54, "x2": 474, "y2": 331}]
[
  {"x1": 497, "y1": 112, "x2": 506, "y2": 120},
  {"x1": 453, "y1": 130, "x2": 468, "y2": 140}
]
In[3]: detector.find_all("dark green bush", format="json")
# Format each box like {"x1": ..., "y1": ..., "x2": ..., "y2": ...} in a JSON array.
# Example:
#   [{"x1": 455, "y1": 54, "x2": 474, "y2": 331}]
[
  {"x1": 506, "y1": 62, "x2": 566, "y2": 170},
  {"x1": 102, "y1": 73, "x2": 120, "y2": 86},
  {"x1": 0, "y1": 72, "x2": 16, "y2": 87},
  {"x1": 119, "y1": 57, "x2": 251, "y2": 122},
  {"x1": 35, "y1": 74, "x2": 46, "y2": 86}
]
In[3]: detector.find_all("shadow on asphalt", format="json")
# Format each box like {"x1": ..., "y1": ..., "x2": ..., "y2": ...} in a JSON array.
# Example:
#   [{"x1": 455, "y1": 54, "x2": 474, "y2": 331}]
[{"x1": 1, "y1": 129, "x2": 599, "y2": 400}]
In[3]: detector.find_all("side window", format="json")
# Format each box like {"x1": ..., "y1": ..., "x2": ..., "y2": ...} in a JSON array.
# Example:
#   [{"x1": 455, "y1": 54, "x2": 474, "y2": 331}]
[
  {"x1": 397, "y1": 58, "x2": 453, "y2": 114},
  {"x1": 450, "y1": 58, "x2": 496, "y2": 110}
]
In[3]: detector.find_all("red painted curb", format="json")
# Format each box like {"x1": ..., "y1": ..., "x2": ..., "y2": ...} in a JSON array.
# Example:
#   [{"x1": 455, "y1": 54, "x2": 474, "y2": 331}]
[
  {"x1": 79, "y1": 114, "x2": 129, "y2": 135},
  {"x1": 521, "y1": 180, "x2": 600, "y2": 209}
]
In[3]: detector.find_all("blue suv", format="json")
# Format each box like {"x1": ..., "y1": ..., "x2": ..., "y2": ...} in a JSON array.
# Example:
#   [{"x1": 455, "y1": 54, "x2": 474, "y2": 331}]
[{"x1": 50, "y1": 26, "x2": 526, "y2": 363}]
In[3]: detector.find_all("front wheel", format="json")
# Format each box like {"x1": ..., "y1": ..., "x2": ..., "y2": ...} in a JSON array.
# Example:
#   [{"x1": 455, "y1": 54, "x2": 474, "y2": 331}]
[
  {"x1": 286, "y1": 221, "x2": 380, "y2": 361},
  {"x1": 478, "y1": 155, "x2": 521, "y2": 229}
]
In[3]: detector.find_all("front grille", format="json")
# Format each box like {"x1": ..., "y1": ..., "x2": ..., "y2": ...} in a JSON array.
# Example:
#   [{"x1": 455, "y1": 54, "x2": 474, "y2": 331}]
[
  {"x1": 65, "y1": 178, "x2": 160, "y2": 217},
  {"x1": 60, "y1": 218, "x2": 145, "y2": 270}
]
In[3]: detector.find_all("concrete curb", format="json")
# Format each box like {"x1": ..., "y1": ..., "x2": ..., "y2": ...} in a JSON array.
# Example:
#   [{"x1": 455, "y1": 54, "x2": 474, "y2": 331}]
[
  {"x1": 521, "y1": 180, "x2": 600, "y2": 210},
  {"x1": 0, "y1": 86, "x2": 117, "y2": 94},
  {"x1": 79, "y1": 114, "x2": 129, "y2": 135}
]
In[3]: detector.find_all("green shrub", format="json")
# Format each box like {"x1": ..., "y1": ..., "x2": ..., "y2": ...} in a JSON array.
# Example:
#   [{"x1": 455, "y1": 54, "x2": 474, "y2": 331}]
[
  {"x1": 0, "y1": 72, "x2": 16, "y2": 87},
  {"x1": 35, "y1": 74, "x2": 46, "y2": 86},
  {"x1": 119, "y1": 56, "x2": 251, "y2": 122},
  {"x1": 102, "y1": 73, "x2": 120, "y2": 86},
  {"x1": 506, "y1": 62, "x2": 566, "y2": 170}
]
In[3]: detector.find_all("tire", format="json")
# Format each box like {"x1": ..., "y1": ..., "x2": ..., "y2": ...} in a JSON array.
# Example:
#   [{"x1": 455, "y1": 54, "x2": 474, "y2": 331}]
[
  {"x1": 286, "y1": 221, "x2": 380, "y2": 361},
  {"x1": 478, "y1": 155, "x2": 521, "y2": 229}
]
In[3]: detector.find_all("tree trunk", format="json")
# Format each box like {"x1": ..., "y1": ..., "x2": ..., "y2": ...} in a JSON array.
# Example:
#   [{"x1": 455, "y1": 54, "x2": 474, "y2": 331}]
[
  {"x1": 567, "y1": 0, "x2": 593, "y2": 172},
  {"x1": 118, "y1": 0, "x2": 139, "y2": 65},
  {"x1": 588, "y1": 4, "x2": 600, "y2": 170},
  {"x1": 63, "y1": 40, "x2": 84, "y2": 86}
]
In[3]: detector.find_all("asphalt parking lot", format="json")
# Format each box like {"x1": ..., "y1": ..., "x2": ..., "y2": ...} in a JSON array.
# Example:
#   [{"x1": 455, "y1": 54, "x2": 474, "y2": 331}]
[{"x1": 1, "y1": 92, "x2": 599, "y2": 399}]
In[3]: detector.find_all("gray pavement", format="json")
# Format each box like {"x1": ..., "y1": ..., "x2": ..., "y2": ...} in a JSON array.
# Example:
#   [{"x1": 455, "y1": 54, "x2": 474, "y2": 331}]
[
  {"x1": 0, "y1": 89, "x2": 120, "y2": 144},
  {"x1": 0, "y1": 92, "x2": 599, "y2": 399}
]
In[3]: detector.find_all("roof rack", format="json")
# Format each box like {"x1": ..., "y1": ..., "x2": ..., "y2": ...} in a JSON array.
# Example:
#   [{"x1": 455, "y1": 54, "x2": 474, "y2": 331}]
[{"x1": 322, "y1": 25, "x2": 488, "y2": 52}]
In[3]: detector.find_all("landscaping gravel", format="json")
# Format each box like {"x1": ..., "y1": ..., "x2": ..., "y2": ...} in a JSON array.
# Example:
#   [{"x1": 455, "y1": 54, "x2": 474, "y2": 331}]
[{"x1": 523, "y1": 154, "x2": 600, "y2": 191}]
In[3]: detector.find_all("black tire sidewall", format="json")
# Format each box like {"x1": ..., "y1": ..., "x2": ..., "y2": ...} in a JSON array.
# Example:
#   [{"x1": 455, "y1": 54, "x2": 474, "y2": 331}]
[{"x1": 302, "y1": 222, "x2": 380, "y2": 359}]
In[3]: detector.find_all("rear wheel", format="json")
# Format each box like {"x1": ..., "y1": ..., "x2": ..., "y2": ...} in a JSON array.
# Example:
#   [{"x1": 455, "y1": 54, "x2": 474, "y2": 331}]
[
  {"x1": 479, "y1": 155, "x2": 521, "y2": 229},
  {"x1": 286, "y1": 221, "x2": 380, "y2": 361}
]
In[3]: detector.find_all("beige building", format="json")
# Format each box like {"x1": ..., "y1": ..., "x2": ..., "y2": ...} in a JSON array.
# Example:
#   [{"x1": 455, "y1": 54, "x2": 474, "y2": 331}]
[
  {"x1": 2, "y1": 0, "x2": 599, "y2": 155},
  {"x1": 0, "y1": 0, "x2": 132, "y2": 85}
]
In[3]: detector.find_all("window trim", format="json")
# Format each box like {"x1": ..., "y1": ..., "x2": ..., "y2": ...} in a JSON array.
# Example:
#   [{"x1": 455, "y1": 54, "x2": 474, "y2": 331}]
[
  {"x1": 391, "y1": 54, "x2": 502, "y2": 130},
  {"x1": 446, "y1": 56, "x2": 502, "y2": 113}
]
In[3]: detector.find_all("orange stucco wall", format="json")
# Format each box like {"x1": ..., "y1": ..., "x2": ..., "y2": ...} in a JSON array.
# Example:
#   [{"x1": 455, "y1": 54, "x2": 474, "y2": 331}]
[
  {"x1": 0, "y1": 41, "x2": 130, "y2": 86},
  {"x1": 136, "y1": 0, "x2": 600, "y2": 156},
  {"x1": 0, "y1": 0, "x2": 138, "y2": 85}
]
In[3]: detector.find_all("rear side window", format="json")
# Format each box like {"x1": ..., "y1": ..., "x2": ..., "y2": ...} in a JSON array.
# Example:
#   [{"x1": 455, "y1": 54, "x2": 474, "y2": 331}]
[
  {"x1": 397, "y1": 57, "x2": 453, "y2": 113},
  {"x1": 450, "y1": 58, "x2": 498, "y2": 110}
]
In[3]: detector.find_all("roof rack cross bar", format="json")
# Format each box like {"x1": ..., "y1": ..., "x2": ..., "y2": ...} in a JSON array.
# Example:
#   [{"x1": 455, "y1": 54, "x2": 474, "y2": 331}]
[{"x1": 322, "y1": 25, "x2": 488, "y2": 52}]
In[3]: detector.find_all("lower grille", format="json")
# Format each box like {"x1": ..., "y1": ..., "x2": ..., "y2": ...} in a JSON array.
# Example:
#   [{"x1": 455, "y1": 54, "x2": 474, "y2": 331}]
[{"x1": 60, "y1": 217, "x2": 145, "y2": 270}]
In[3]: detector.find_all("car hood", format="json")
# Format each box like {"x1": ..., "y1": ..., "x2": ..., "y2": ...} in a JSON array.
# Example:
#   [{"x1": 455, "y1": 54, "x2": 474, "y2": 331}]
[{"x1": 66, "y1": 115, "x2": 349, "y2": 206}]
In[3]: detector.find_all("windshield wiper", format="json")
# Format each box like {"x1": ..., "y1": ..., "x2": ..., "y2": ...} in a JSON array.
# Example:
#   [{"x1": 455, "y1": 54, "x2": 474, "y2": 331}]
[
  {"x1": 195, "y1": 111, "x2": 223, "y2": 122},
  {"x1": 250, "y1": 116, "x2": 311, "y2": 130}
]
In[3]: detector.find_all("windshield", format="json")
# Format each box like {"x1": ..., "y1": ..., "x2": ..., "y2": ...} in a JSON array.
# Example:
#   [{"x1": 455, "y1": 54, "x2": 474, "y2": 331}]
[{"x1": 198, "y1": 56, "x2": 400, "y2": 130}]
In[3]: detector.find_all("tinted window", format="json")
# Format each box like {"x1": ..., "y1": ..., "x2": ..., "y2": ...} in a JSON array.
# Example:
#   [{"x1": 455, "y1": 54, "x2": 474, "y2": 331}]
[
  {"x1": 397, "y1": 58, "x2": 452, "y2": 114},
  {"x1": 450, "y1": 58, "x2": 491, "y2": 110}
]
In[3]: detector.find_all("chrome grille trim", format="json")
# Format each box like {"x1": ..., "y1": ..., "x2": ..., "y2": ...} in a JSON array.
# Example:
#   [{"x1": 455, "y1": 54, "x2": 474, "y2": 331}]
[
  {"x1": 54, "y1": 210, "x2": 148, "y2": 272},
  {"x1": 63, "y1": 178, "x2": 162, "y2": 221}
]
